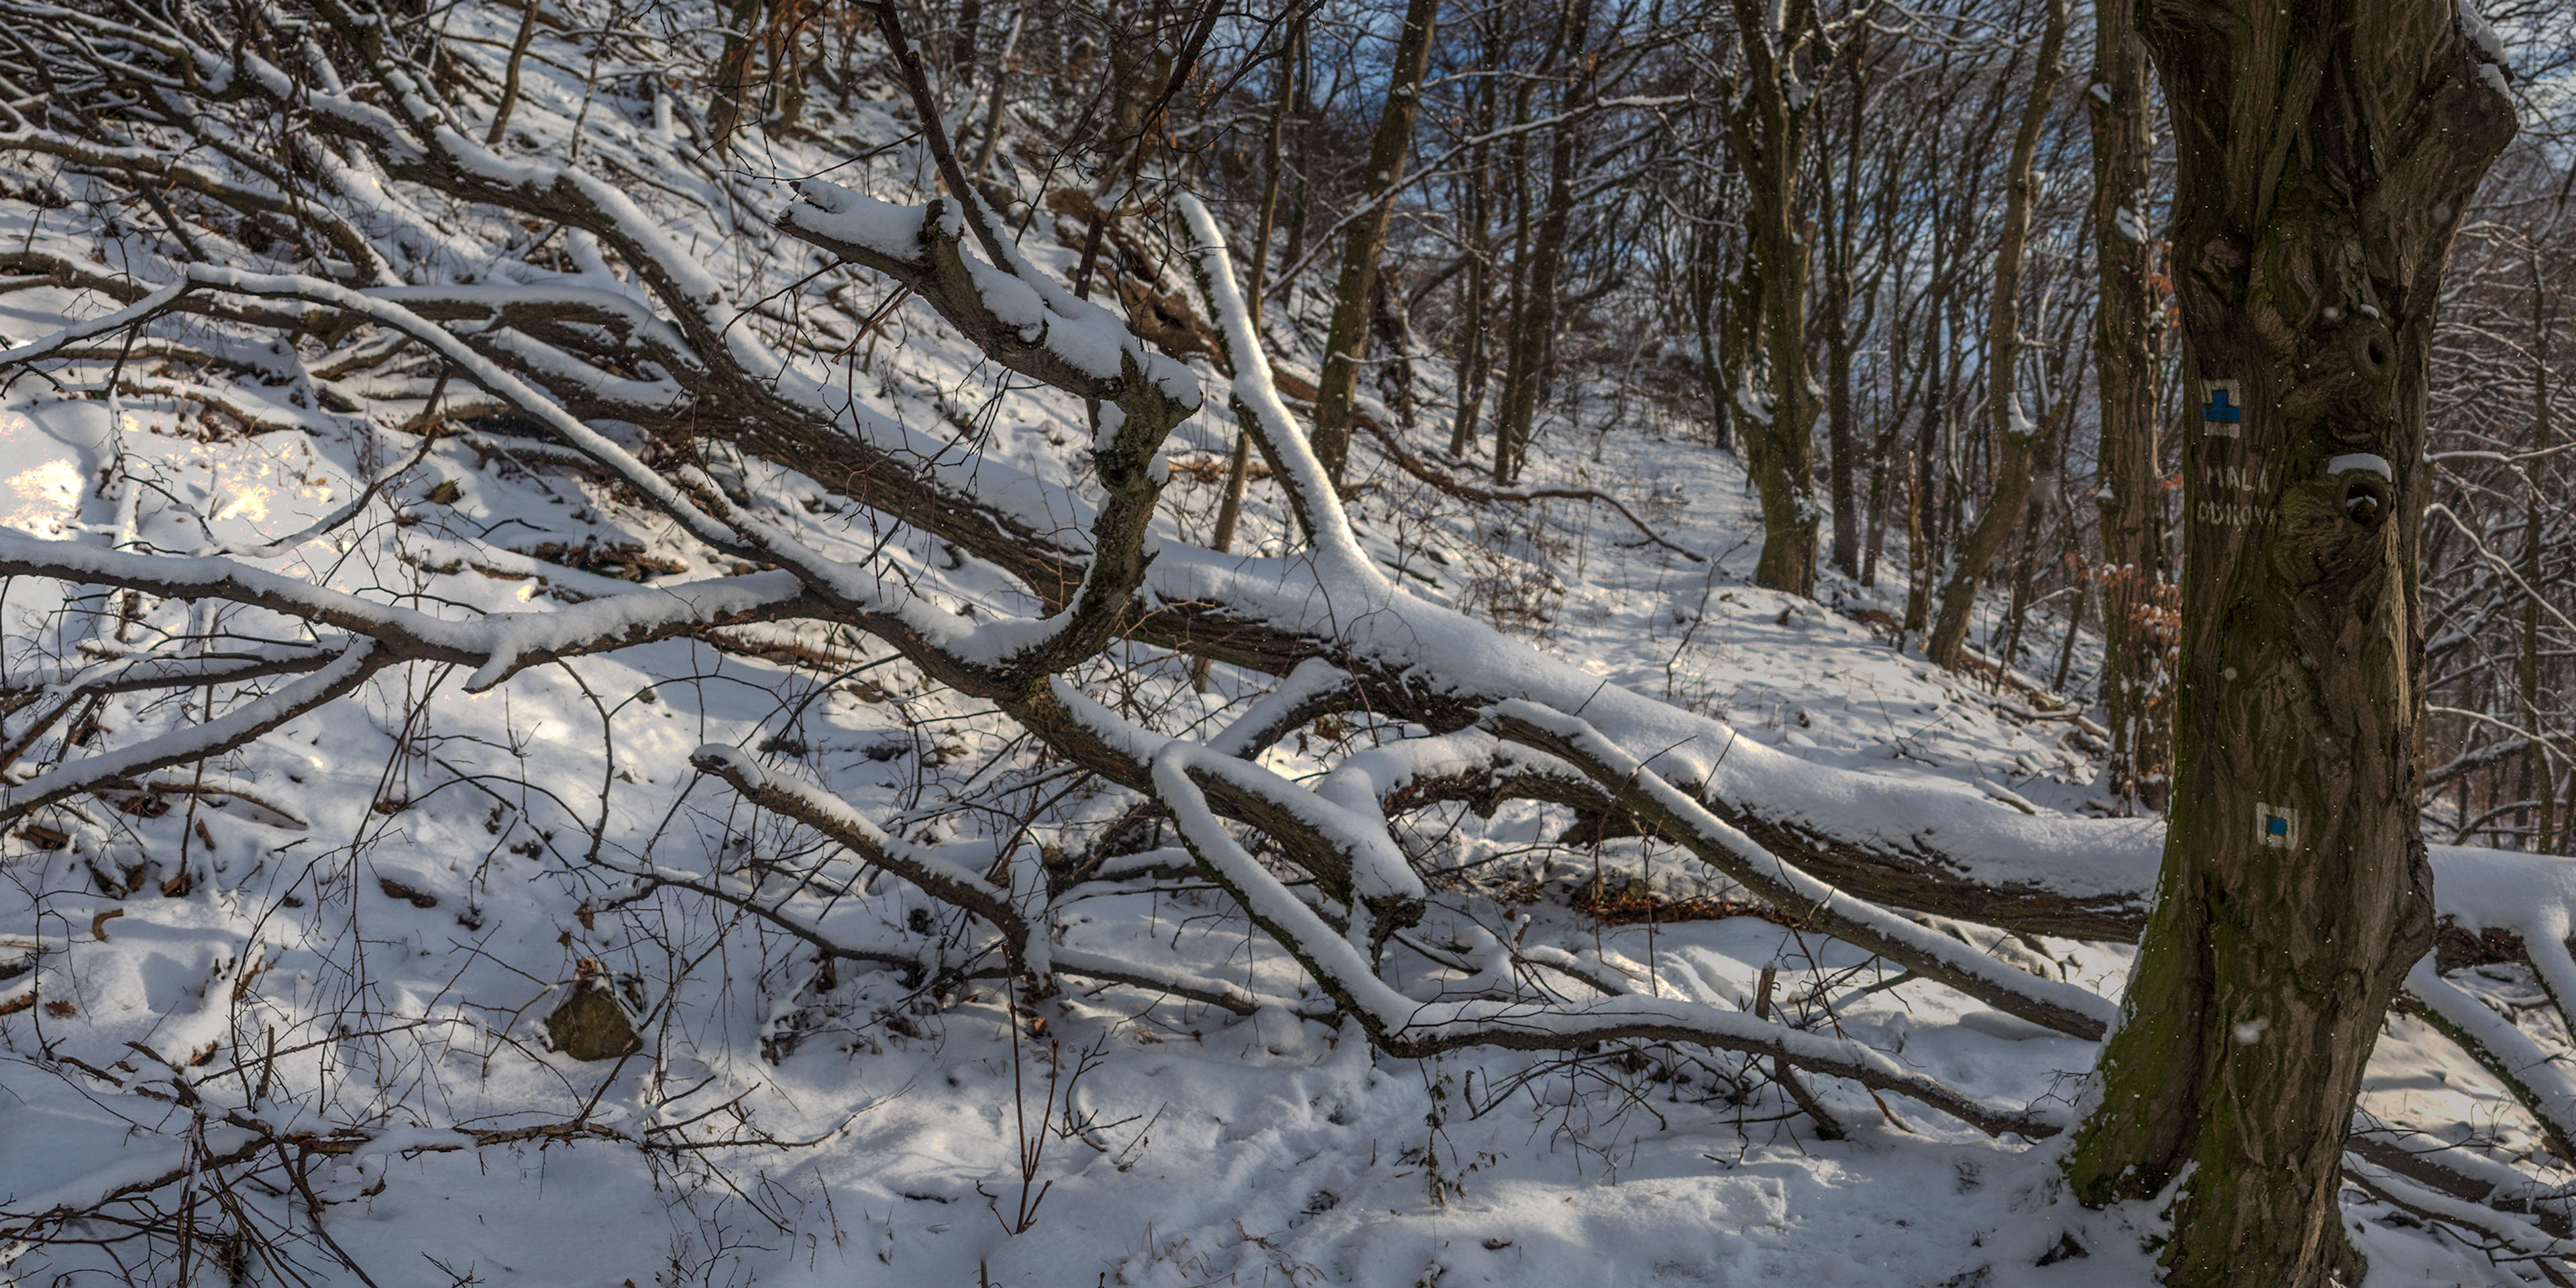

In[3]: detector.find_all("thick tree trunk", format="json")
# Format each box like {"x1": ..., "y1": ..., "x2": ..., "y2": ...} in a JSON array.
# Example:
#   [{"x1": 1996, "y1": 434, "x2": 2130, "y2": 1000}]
[
  {"x1": 1725, "y1": 0, "x2": 1825, "y2": 597},
  {"x1": 1308, "y1": 0, "x2": 1440, "y2": 486},
  {"x1": 1926, "y1": 0, "x2": 2068, "y2": 669},
  {"x1": 2088, "y1": 0, "x2": 2169, "y2": 808},
  {"x1": 2063, "y1": 1, "x2": 2514, "y2": 1281},
  {"x1": 1998, "y1": 453, "x2": 2053, "y2": 667}
]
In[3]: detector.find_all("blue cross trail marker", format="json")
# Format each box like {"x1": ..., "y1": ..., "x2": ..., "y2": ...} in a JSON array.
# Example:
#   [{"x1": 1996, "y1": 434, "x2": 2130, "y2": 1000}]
[{"x1": 2202, "y1": 386, "x2": 2242, "y2": 423}]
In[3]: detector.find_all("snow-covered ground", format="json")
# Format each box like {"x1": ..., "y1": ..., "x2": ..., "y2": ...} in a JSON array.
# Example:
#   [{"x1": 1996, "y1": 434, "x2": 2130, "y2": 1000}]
[{"x1": 0, "y1": 23, "x2": 2565, "y2": 1287}]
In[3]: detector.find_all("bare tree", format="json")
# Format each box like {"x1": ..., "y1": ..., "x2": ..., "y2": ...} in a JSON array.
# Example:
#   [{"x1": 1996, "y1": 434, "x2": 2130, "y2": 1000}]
[
  {"x1": 1925, "y1": 0, "x2": 2070, "y2": 669},
  {"x1": 1307, "y1": 0, "x2": 1441, "y2": 485},
  {"x1": 2086, "y1": 0, "x2": 2173, "y2": 808}
]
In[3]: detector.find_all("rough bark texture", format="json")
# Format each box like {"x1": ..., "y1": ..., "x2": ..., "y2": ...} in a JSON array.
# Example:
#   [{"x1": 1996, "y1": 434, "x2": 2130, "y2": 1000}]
[
  {"x1": 1307, "y1": 0, "x2": 1440, "y2": 485},
  {"x1": 2088, "y1": 0, "x2": 2170, "y2": 807},
  {"x1": 1926, "y1": 0, "x2": 2068, "y2": 669},
  {"x1": 1723, "y1": 0, "x2": 1822, "y2": 596},
  {"x1": 2063, "y1": 1, "x2": 2514, "y2": 1282}
]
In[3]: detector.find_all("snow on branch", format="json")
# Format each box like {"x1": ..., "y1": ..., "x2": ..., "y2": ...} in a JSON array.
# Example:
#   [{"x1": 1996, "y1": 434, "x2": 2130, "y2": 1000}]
[
  {"x1": 0, "y1": 639, "x2": 386, "y2": 824},
  {"x1": 1487, "y1": 700, "x2": 2121, "y2": 1040},
  {"x1": 689, "y1": 745, "x2": 1024, "y2": 941},
  {"x1": 0, "y1": 534, "x2": 828, "y2": 688},
  {"x1": 2405, "y1": 956, "x2": 2576, "y2": 1165},
  {"x1": 1150, "y1": 741, "x2": 2058, "y2": 1139},
  {"x1": 1177, "y1": 193, "x2": 1385, "y2": 586}
]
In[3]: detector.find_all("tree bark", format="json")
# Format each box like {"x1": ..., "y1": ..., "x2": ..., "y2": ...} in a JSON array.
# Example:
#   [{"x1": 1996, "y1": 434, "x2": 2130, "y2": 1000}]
[
  {"x1": 1723, "y1": 0, "x2": 1823, "y2": 596},
  {"x1": 1686, "y1": 184, "x2": 1739, "y2": 457},
  {"x1": 1901, "y1": 229, "x2": 1949, "y2": 637},
  {"x1": 1926, "y1": 0, "x2": 2068, "y2": 669},
  {"x1": 2063, "y1": 0, "x2": 2515, "y2": 1281},
  {"x1": 1859, "y1": 299, "x2": 1925, "y2": 590},
  {"x1": 1493, "y1": 75, "x2": 1584, "y2": 479},
  {"x1": 1308, "y1": 0, "x2": 1441, "y2": 486},
  {"x1": 487, "y1": 0, "x2": 546, "y2": 145},
  {"x1": 1449, "y1": 23, "x2": 1502, "y2": 459},
  {"x1": 2524, "y1": 249, "x2": 2554, "y2": 851},
  {"x1": 1491, "y1": 0, "x2": 1592, "y2": 486},
  {"x1": 707, "y1": 0, "x2": 767, "y2": 148},
  {"x1": 2088, "y1": 0, "x2": 2169, "y2": 808},
  {"x1": 1372, "y1": 280, "x2": 1418, "y2": 428},
  {"x1": 1821, "y1": 58, "x2": 1870, "y2": 580}
]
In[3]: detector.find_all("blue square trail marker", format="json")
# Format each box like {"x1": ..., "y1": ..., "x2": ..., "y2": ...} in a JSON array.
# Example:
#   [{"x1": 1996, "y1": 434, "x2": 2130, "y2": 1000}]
[
  {"x1": 2202, "y1": 384, "x2": 2242, "y2": 423},
  {"x1": 2255, "y1": 801, "x2": 2298, "y2": 851}
]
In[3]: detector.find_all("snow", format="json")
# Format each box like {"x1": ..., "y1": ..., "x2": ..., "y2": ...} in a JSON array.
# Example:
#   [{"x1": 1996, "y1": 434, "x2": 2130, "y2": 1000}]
[
  {"x1": 0, "y1": 14, "x2": 2558, "y2": 1287},
  {"x1": 2460, "y1": 0, "x2": 2510, "y2": 66},
  {"x1": 2328, "y1": 452, "x2": 2396, "y2": 480},
  {"x1": 788, "y1": 180, "x2": 949, "y2": 260}
]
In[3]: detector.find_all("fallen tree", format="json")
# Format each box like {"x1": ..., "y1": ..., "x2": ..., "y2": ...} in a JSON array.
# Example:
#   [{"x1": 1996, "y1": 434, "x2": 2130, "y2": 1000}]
[{"x1": 0, "y1": 0, "x2": 2567, "y2": 1278}]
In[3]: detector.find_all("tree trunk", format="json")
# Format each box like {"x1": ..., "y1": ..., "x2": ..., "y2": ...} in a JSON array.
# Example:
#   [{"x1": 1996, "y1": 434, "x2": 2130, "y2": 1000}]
[
  {"x1": 1687, "y1": 191, "x2": 1738, "y2": 457},
  {"x1": 1864, "y1": 294, "x2": 1931, "y2": 590},
  {"x1": 1449, "y1": 28, "x2": 1501, "y2": 459},
  {"x1": 707, "y1": 0, "x2": 768, "y2": 148},
  {"x1": 1373, "y1": 282, "x2": 1418, "y2": 429},
  {"x1": 1491, "y1": 0, "x2": 1590, "y2": 486},
  {"x1": 969, "y1": 9, "x2": 1028, "y2": 176},
  {"x1": 2089, "y1": 0, "x2": 2168, "y2": 808},
  {"x1": 1724, "y1": 0, "x2": 1823, "y2": 597},
  {"x1": 2063, "y1": 1, "x2": 2515, "y2": 1281},
  {"x1": 1493, "y1": 90, "x2": 1584, "y2": 481},
  {"x1": 2524, "y1": 250, "x2": 2554, "y2": 852},
  {"x1": 1925, "y1": 0, "x2": 2068, "y2": 669},
  {"x1": 1308, "y1": 0, "x2": 1441, "y2": 486},
  {"x1": 2052, "y1": 576, "x2": 2087, "y2": 692},
  {"x1": 1451, "y1": 252, "x2": 1493, "y2": 455},
  {"x1": 951, "y1": 0, "x2": 981, "y2": 70},
  {"x1": 1998, "y1": 455, "x2": 2051, "y2": 667},
  {"x1": 1277, "y1": 22, "x2": 1312, "y2": 280},
  {"x1": 1204, "y1": 6, "x2": 1297, "y2": 575},
  {"x1": 1823, "y1": 230, "x2": 1860, "y2": 583},
  {"x1": 1822, "y1": 63, "x2": 1869, "y2": 581},
  {"x1": 1901, "y1": 301, "x2": 1943, "y2": 638},
  {"x1": 1493, "y1": 133, "x2": 1536, "y2": 483},
  {"x1": 488, "y1": 0, "x2": 547, "y2": 145}
]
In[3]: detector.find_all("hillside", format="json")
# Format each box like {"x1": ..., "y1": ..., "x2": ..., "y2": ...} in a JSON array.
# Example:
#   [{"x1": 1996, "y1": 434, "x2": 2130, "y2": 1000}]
[{"x1": 0, "y1": 2, "x2": 2569, "y2": 1285}]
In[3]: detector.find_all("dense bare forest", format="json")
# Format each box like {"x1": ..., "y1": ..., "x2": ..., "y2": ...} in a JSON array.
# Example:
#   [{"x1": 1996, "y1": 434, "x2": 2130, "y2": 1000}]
[{"x1": 0, "y1": 0, "x2": 2571, "y2": 1284}]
